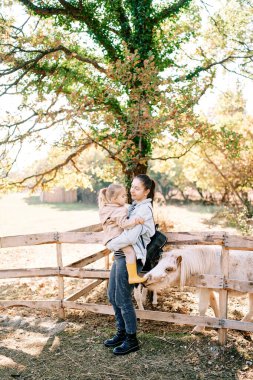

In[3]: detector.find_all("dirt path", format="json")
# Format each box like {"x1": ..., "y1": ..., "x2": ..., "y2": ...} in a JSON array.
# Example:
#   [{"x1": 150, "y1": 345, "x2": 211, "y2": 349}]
[{"x1": 0, "y1": 310, "x2": 252, "y2": 380}]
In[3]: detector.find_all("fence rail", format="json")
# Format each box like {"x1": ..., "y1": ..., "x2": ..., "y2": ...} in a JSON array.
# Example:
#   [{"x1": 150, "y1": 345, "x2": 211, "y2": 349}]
[{"x1": 0, "y1": 223, "x2": 253, "y2": 345}]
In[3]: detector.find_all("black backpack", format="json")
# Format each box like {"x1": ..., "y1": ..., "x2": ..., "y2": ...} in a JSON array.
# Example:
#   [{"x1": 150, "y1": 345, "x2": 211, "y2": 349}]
[{"x1": 141, "y1": 206, "x2": 168, "y2": 272}]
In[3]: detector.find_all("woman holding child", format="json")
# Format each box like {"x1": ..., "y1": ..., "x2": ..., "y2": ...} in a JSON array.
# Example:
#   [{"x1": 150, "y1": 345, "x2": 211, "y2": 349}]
[{"x1": 98, "y1": 174, "x2": 155, "y2": 355}]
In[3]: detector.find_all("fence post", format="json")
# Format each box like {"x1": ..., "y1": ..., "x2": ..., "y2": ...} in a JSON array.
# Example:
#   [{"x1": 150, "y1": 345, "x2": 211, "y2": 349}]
[
  {"x1": 218, "y1": 240, "x2": 229, "y2": 345},
  {"x1": 56, "y1": 242, "x2": 65, "y2": 319},
  {"x1": 105, "y1": 254, "x2": 110, "y2": 270}
]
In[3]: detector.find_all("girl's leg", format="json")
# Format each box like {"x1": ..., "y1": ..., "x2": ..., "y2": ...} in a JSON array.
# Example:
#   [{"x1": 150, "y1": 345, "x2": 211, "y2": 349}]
[
  {"x1": 122, "y1": 246, "x2": 136, "y2": 263},
  {"x1": 122, "y1": 246, "x2": 146, "y2": 284}
]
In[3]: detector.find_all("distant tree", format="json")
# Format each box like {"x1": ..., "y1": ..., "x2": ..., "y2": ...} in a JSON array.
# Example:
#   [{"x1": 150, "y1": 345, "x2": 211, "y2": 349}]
[
  {"x1": 149, "y1": 81, "x2": 253, "y2": 216},
  {"x1": 198, "y1": 87, "x2": 253, "y2": 216},
  {"x1": 24, "y1": 145, "x2": 121, "y2": 191},
  {"x1": 0, "y1": 0, "x2": 252, "y2": 190}
]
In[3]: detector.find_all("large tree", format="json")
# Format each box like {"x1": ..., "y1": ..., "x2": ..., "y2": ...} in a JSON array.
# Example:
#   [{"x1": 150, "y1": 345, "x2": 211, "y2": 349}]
[{"x1": 0, "y1": 0, "x2": 252, "y2": 190}]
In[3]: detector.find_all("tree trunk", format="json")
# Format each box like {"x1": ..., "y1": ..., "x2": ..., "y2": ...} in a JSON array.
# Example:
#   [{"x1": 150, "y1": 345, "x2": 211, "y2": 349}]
[{"x1": 241, "y1": 195, "x2": 253, "y2": 218}]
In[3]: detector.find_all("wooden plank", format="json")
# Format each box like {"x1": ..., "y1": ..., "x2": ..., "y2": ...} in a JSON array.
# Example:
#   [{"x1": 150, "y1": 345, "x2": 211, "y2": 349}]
[
  {"x1": 0, "y1": 231, "x2": 105, "y2": 248},
  {"x1": 0, "y1": 231, "x2": 225, "y2": 249},
  {"x1": 68, "y1": 248, "x2": 110, "y2": 268},
  {"x1": 187, "y1": 274, "x2": 223, "y2": 289},
  {"x1": 60, "y1": 268, "x2": 110, "y2": 279},
  {"x1": 0, "y1": 300, "x2": 60, "y2": 309},
  {"x1": 56, "y1": 243, "x2": 65, "y2": 318},
  {"x1": 68, "y1": 223, "x2": 103, "y2": 232},
  {"x1": 63, "y1": 301, "x2": 115, "y2": 315},
  {"x1": 59, "y1": 231, "x2": 105, "y2": 244},
  {"x1": 65, "y1": 280, "x2": 104, "y2": 301},
  {"x1": 226, "y1": 279, "x2": 253, "y2": 293},
  {"x1": 63, "y1": 302, "x2": 221, "y2": 328},
  {"x1": 225, "y1": 235, "x2": 253, "y2": 250},
  {"x1": 1, "y1": 230, "x2": 253, "y2": 250},
  {"x1": 0, "y1": 299, "x2": 252, "y2": 333},
  {"x1": 222, "y1": 319, "x2": 253, "y2": 332},
  {"x1": 62, "y1": 302, "x2": 253, "y2": 332},
  {"x1": 0, "y1": 267, "x2": 109, "y2": 280},
  {"x1": 218, "y1": 245, "x2": 229, "y2": 345},
  {"x1": 136, "y1": 309, "x2": 221, "y2": 328},
  {"x1": 0, "y1": 268, "x2": 59, "y2": 279},
  {"x1": 0, "y1": 232, "x2": 58, "y2": 248},
  {"x1": 2, "y1": 266, "x2": 253, "y2": 295},
  {"x1": 164, "y1": 231, "x2": 225, "y2": 246}
]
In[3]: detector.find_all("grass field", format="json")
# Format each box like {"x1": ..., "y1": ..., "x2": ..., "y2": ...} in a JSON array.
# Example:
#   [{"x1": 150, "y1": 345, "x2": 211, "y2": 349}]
[{"x1": 0, "y1": 192, "x2": 238, "y2": 236}]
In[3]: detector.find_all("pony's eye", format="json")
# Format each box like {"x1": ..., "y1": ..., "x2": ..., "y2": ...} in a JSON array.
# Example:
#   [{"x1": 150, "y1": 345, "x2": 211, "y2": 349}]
[{"x1": 165, "y1": 267, "x2": 173, "y2": 273}]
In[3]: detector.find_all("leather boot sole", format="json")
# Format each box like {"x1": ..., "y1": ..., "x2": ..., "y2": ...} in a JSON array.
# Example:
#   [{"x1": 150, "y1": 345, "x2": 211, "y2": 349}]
[
  {"x1": 113, "y1": 344, "x2": 140, "y2": 355},
  {"x1": 104, "y1": 339, "x2": 125, "y2": 348}
]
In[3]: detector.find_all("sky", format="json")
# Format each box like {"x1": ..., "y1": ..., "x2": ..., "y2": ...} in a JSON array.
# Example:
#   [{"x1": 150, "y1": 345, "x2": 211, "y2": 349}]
[{"x1": 1, "y1": 0, "x2": 252, "y2": 170}]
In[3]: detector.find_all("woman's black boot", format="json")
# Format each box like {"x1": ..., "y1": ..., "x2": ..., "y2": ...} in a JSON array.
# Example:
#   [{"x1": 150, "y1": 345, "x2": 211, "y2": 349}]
[
  {"x1": 113, "y1": 333, "x2": 140, "y2": 355},
  {"x1": 104, "y1": 330, "x2": 126, "y2": 347}
]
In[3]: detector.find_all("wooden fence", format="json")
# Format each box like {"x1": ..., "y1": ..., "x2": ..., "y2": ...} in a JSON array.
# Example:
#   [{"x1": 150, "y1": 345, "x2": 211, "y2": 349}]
[{"x1": 0, "y1": 224, "x2": 253, "y2": 345}]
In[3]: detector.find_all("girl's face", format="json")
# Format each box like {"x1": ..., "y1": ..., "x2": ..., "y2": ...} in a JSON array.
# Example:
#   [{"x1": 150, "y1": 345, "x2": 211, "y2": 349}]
[
  {"x1": 130, "y1": 178, "x2": 150, "y2": 203},
  {"x1": 113, "y1": 189, "x2": 127, "y2": 206}
]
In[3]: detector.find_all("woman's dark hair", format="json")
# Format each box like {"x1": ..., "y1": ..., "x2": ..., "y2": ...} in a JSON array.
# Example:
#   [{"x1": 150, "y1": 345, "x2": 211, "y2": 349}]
[{"x1": 135, "y1": 174, "x2": 155, "y2": 203}]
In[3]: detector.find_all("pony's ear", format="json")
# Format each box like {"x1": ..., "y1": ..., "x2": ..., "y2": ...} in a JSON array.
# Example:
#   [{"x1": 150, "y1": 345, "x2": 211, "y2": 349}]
[{"x1": 176, "y1": 256, "x2": 182, "y2": 265}]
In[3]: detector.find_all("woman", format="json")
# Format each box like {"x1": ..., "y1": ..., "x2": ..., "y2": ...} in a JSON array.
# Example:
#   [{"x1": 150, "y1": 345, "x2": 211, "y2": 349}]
[{"x1": 104, "y1": 174, "x2": 156, "y2": 355}]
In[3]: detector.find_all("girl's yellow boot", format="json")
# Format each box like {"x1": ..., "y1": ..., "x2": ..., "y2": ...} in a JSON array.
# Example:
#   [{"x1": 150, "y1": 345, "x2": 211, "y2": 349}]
[{"x1": 126, "y1": 263, "x2": 146, "y2": 284}]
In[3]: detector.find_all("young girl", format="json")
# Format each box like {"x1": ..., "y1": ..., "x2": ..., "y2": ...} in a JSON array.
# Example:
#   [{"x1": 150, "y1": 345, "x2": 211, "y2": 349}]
[{"x1": 98, "y1": 183, "x2": 146, "y2": 284}]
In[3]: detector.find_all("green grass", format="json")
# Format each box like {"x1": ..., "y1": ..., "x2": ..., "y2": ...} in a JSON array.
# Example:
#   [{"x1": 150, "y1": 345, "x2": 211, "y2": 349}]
[{"x1": 24, "y1": 195, "x2": 98, "y2": 212}]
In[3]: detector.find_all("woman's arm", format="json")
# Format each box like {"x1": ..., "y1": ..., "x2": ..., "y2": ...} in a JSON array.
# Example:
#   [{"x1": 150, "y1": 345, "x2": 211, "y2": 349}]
[
  {"x1": 115, "y1": 215, "x2": 144, "y2": 229},
  {"x1": 107, "y1": 224, "x2": 144, "y2": 251},
  {"x1": 110, "y1": 207, "x2": 144, "y2": 229},
  {"x1": 107, "y1": 206, "x2": 153, "y2": 251}
]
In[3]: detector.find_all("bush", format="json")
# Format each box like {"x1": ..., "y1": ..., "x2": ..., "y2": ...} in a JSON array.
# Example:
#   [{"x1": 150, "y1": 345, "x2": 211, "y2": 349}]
[{"x1": 210, "y1": 206, "x2": 253, "y2": 236}]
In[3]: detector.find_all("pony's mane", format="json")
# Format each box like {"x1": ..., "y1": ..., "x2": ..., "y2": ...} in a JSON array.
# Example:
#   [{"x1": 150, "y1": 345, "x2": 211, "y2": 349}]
[{"x1": 179, "y1": 246, "x2": 221, "y2": 288}]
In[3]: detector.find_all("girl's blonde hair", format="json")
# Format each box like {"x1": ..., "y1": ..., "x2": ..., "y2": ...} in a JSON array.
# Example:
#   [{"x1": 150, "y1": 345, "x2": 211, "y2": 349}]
[{"x1": 98, "y1": 184, "x2": 125, "y2": 208}]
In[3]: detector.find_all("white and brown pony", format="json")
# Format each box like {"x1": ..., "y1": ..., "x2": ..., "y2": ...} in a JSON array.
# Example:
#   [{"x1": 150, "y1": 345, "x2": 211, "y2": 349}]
[{"x1": 144, "y1": 245, "x2": 253, "y2": 332}]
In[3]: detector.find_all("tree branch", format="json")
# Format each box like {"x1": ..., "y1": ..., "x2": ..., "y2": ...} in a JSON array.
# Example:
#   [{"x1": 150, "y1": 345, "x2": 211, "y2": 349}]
[
  {"x1": 152, "y1": 0, "x2": 192, "y2": 24},
  {"x1": 79, "y1": 127, "x2": 126, "y2": 169},
  {"x1": 150, "y1": 139, "x2": 200, "y2": 160},
  {"x1": 58, "y1": 45, "x2": 107, "y2": 74},
  {"x1": 18, "y1": 0, "x2": 120, "y2": 61},
  {"x1": 112, "y1": 0, "x2": 132, "y2": 43},
  {"x1": 8, "y1": 142, "x2": 93, "y2": 190},
  {"x1": 18, "y1": 0, "x2": 67, "y2": 16},
  {"x1": 0, "y1": 44, "x2": 107, "y2": 76},
  {"x1": 182, "y1": 54, "x2": 253, "y2": 81}
]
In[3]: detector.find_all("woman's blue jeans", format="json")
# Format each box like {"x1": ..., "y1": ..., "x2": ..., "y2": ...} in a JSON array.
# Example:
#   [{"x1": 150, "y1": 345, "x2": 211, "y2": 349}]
[{"x1": 108, "y1": 255, "x2": 140, "y2": 334}]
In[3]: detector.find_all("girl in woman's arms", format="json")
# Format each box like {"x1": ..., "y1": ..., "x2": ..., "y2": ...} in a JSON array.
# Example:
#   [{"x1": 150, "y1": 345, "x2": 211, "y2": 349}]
[{"x1": 99, "y1": 183, "x2": 146, "y2": 284}]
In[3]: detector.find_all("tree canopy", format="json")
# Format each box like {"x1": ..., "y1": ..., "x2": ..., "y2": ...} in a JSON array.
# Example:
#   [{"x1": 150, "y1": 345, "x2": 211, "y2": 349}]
[{"x1": 0, "y1": 0, "x2": 252, "y2": 190}]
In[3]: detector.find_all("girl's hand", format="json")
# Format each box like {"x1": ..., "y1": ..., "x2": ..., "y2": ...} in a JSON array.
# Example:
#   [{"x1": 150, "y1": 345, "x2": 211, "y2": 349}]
[{"x1": 134, "y1": 217, "x2": 145, "y2": 225}]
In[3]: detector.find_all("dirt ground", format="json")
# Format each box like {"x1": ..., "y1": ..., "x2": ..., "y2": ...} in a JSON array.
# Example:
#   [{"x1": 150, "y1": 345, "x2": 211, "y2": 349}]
[{"x1": 0, "y1": 192, "x2": 252, "y2": 380}]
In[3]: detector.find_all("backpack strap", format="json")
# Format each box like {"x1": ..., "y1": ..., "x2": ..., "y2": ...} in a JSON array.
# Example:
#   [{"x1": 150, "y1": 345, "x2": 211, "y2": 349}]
[{"x1": 140, "y1": 205, "x2": 156, "y2": 249}]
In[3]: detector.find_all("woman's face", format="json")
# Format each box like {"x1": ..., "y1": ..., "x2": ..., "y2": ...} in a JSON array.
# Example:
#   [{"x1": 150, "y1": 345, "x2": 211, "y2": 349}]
[{"x1": 130, "y1": 178, "x2": 150, "y2": 203}]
